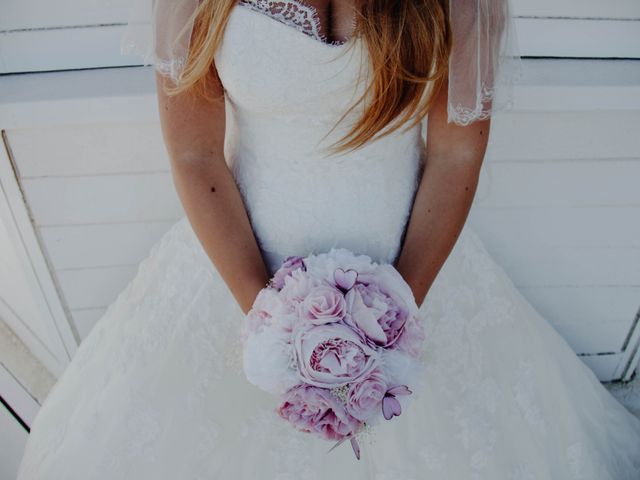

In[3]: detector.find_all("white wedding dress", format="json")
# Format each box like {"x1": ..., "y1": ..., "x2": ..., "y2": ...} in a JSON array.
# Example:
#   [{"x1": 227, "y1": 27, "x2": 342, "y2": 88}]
[{"x1": 17, "y1": 1, "x2": 640, "y2": 479}]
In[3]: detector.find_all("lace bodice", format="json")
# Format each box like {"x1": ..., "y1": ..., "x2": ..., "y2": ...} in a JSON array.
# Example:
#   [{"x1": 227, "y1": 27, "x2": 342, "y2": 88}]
[
  {"x1": 237, "y1": 0, "x2": 356, "y2": 46},
  {"x1": 214, "y1": 3, "x2": 425, "y2": 277}
]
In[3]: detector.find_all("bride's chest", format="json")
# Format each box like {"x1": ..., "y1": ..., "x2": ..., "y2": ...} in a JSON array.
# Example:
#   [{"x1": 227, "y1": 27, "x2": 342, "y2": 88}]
[{"x1": 213, "y1": 1, "x2": 369, "y2": 117}]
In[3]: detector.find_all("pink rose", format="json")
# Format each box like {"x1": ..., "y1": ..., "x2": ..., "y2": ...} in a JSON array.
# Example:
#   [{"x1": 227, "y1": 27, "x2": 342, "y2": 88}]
[
  {"x1": 293, "y1": 324, "x2": 379, "y2": 388},
  {"x1": 395, "y1": 315, "x2": 426, "y2": 357},
  {"x1": 277, "y1": 383, "x2": 362, "y2": 441},
  {"x1": 345, "y1": 368, "x2": 388, "y2": 421},
  {"x1": 301, "y1": 285, "x2": 347, "y2": 325},
  {"x1": 271, "y1": 256, "x2": 305, "y2": 290}
]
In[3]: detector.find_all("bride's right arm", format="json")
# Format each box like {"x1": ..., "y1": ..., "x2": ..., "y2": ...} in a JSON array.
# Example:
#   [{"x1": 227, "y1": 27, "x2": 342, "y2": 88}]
[{"x1": 155, "y1": 68, "x2": 270, "y2": 316}]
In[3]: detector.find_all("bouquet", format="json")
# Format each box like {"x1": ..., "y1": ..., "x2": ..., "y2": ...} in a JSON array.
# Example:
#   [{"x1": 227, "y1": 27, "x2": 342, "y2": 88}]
[{"x1": 241, "y1": 248, "x2": 427, "y2": 460}]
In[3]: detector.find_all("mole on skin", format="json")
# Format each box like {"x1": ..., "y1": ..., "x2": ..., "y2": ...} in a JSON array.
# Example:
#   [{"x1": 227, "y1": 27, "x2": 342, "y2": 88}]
[{"x1": 211, "y1": 186, "x2": 216, "y2": 192}]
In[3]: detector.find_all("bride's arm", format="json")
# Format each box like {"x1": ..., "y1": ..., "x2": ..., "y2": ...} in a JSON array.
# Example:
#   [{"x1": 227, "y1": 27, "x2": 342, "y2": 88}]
[
  {"x1": 155, "y1": 69, "x2": 270, "y2": 315},
  {"x1": 395, "y1": 78, "x2": 490, "y2": 308}
]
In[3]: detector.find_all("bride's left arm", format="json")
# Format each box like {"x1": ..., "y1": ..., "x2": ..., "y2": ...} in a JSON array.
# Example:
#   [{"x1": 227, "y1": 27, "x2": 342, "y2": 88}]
[{"x1": 395, "y1": 78, "x2": 491, "y2": 308}]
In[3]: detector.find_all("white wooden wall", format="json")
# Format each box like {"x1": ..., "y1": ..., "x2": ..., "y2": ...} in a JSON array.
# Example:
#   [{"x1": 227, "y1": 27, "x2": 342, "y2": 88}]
[
  {"x1": 0, "y1": 67, "x2": 184, "y2": 365},
  {"x1": 0, "y1": 0, "x2": 639, "y2": 383},
  {"x1": 469, "y1": 58, "x2": 640, "y2": 381}
]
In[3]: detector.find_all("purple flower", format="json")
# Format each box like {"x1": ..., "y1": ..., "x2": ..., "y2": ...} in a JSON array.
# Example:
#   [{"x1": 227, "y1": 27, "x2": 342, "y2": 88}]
[
  {"x1": 271, "y1": 256, "x2": 306, "y2": 290},
  {"x1": 344, "y1": 283, "x2": 408, "y2": 347},
  {"x1": 293, "y1": 324, "x2": 379, "y2": 388},
  {"x1": 277, "y1": 384, "x2": 362, "y2": 441},
  {"x1": 345, "y1": 368, "x2": 388, "y2": 421},
  {"x1": 301, "y1": 284, "x2": 347, "y2": 325},
  {"x1": 344, "y1": 265, "x2": 418, "y2": 348}
]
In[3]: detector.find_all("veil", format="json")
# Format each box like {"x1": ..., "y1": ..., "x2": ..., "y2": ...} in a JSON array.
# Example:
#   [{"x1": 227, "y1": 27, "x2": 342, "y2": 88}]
[{"x1": 120, "y1": 0, "x2": 524, "y2": 126}]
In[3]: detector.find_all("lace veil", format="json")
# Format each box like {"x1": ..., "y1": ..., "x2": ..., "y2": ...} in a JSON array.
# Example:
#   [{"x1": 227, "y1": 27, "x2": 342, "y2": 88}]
[{"x1": 120, "y1": 0, "x2": 524, "y2": 126}]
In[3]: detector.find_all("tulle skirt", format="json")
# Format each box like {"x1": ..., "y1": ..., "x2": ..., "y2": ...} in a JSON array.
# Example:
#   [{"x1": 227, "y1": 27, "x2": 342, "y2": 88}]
[{"x1": 17, "y1": 216, "x2": 640, "y2": 479}]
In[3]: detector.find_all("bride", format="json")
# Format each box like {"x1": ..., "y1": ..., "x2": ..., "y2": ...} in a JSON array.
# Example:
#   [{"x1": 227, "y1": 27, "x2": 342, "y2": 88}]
[{"x1": 17, "y1": 0, "x2": 640, "y2": 478}]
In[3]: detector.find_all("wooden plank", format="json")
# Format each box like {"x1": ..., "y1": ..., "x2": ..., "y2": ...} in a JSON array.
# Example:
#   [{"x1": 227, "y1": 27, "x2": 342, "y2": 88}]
[
  {"x1": 578, "y1": 353, "x2": 625, "y2": 382},
  {"x1": 476, "y1": 158, "x2": 640, "y2": 208},
  {"x1": 0, "y1": 25, "x2": 132, "y2": 74},
  {"x1": 483, "y1": 245, "x2": 640, "y2": 287},
  {"x1": 468, "y1": 206, "x2": 640, "y2": 249},
  {"x1": 39, "y1": 220, "x2": 177, "y2": 270},
  {"x1": 0, "y1": 67, "x2": 158, "y2": 129},
  {"x1": 552, "y1": 321, "x2": 631, "y2": 355},
  {"x1": 1, "y1": 0, "x2": 130, "y2": 29},
  {"x1": 8, "y1": 124, "x2": 169, "y2": 178},
  {"x1": 488, "y1": 111, "x2": 640, "y2": 162},
  {"x1": 515, "y1": 18, "x2": 640, "y2": 58},
  {"x1": 21, "y1": 173, "x2": 184, "y2": 226},
  {"x1": 512, "y1": 0, "x2": 640, "y2": 18},
  {"x1": 518, "y1": 286, "x2": 640, "y2": 327},
  {"x1": 518, "y1": 285, "x2": 638, "y2": 354}
]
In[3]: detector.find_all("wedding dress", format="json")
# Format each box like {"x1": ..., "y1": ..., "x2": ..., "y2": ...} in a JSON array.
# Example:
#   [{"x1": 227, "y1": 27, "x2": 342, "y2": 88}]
[{"x1": 16, "y1": 1, "x2": 640, "y2": 478}]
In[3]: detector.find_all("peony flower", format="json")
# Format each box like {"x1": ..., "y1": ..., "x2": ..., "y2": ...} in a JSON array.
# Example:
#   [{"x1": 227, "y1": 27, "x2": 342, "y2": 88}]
[
  {"x1": 277, "y1": 383, "x2": 362, "y2": 441},
  {"x1": 271, "y1": 255, "x2": 306, "y2": 290},
  {"x1": 244, "y1": 286, "x2": 297, "y2": 339},
  {"x1": 242, "y1": 327, "x2": 299, "y2": 395},
  {"x1": 301, "y1": 284, "x2": 347, "y2": 325},
  {"x1": 358, "y1": 264, "x2": 419, "y2": 318},
  {"x1": 244, "y1": 288, "x2": 295, "y2": 334},
  {"x1": 344, "y1": 264, "x2": 419, "y2": 348},
  {"x1": 344, "y1": 283, "x2": 407, "y2": 347},
  {"x1": 345, "y1": 368, "x2": 388, "y2": 421},
  {"x1": 279, "y1": 268, "x2": 321, "y2": 305},
  {"x1": 293, "y1": 323, "x2": 379, "y2": 388}
]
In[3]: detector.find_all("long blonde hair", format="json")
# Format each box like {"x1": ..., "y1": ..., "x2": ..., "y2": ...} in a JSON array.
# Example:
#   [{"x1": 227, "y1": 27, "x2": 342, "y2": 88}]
[{"x1": 165, "y1": 0, "x2": 452, "y2": 156}]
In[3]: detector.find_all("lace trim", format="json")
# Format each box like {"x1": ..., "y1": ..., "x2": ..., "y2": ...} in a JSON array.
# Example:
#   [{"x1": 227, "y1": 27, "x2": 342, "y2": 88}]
[
  {"x1": 447, "y1": 63, "x2": 525, "y2": 127},
  {"x1": 238, "y1": 0, "x2": 352, "y2": 46},
  {"x1": 447, "y1": 84, "x2": 513, "y2": 127}
]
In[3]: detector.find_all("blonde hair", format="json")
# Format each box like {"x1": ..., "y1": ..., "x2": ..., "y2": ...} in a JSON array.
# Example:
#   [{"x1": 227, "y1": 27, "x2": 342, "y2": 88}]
[{"x1": 164, "y1": 0, "x2": 452, "y2": 156}]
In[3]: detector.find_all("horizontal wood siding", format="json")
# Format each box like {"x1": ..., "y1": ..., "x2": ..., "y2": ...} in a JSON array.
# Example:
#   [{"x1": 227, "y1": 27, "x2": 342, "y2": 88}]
[{"x1": 1, "y1": 59, "x2": 639, "y2": 381}]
